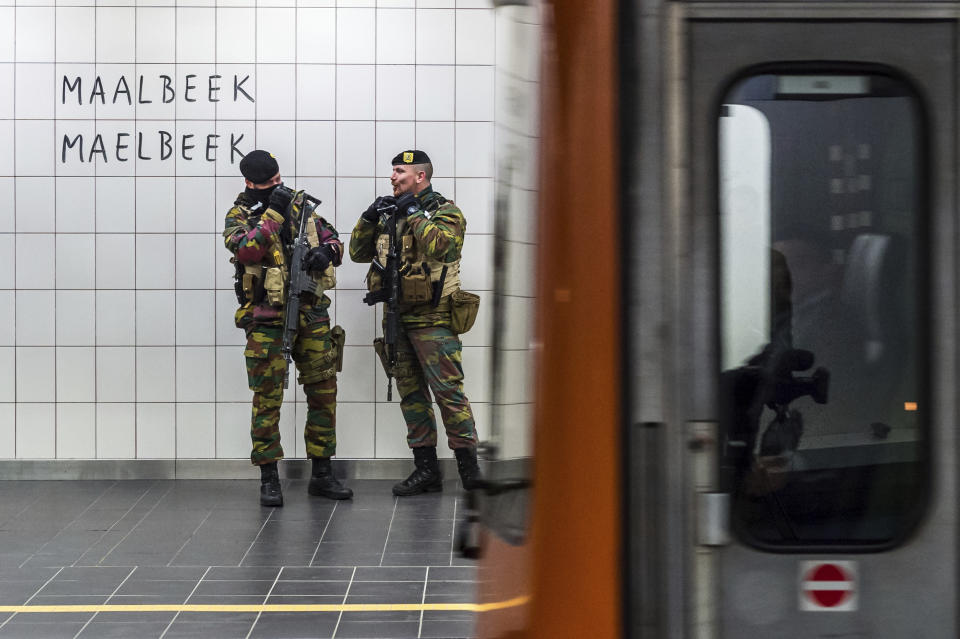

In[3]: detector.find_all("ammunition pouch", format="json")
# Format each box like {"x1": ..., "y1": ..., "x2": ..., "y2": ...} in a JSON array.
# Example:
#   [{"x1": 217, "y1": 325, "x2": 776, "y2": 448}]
[
  {"x1": 366, "y1": 266, "x2": 383, "y2": 293},
  {"x1": 400, "y1": 266, "x2": 432, "y2": 305},
  {"x1": 264, "y1": 267, "x2": 286, "y2": 307},
  {"x1": 450, "y1": 290, "x2": 480, "y2": 334}
]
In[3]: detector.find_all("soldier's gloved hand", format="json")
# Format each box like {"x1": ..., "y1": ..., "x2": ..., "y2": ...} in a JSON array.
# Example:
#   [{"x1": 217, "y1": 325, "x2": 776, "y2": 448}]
[
  {"x1": 361, "y1": 196, "x2": 396, "y2": 224},
  {"x1": 394, "y1": 193, "x2": 419, "y2": 217},
  {"x1": 267, "y1": 185, "x2": 295, "y2": 216},
  {"x1": 303, "y1": 245, "x2": 337, "y2": 273}
]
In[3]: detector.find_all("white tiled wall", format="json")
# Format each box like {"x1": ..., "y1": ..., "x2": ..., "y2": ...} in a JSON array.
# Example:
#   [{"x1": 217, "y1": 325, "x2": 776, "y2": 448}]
[{"x1": 4, "y1": 0, "x2": 496, "y2": 462}]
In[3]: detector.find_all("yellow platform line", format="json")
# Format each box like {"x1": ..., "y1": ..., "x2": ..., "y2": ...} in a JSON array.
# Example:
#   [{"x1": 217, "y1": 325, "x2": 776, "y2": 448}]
[{"x1": 0, "y1": 596, "x2": 529, "y2": 615}]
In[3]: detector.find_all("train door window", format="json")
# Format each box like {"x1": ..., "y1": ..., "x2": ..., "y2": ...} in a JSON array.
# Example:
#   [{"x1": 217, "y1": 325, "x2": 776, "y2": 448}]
[{"x1": 718, "y1": 69, "x2": 927, "y2": 549}]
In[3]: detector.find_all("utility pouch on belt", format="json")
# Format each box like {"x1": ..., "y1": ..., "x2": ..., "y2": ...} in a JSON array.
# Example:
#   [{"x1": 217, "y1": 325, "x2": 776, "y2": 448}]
[
  {"x1": 366, "y1": 268, "x2": 383, "y2": 293},
  {"x1": 331, "y1": 325, "x2": 346, "y2": 372},
  {"x1": 241, "y1": 264, "x2": 265, "y2": 304},
  {"x1": 450, "y1": 290, "x2": 481, "y2": 334},
  {"x1": 373, "y1": 337, "x2": 392, "y2": 376},
  {"x1": 401, "y1": 267, "x2": 432, "y2": 305},
  {"x1": 264, "y1": 267, "x2": 286, "y2": 306}
]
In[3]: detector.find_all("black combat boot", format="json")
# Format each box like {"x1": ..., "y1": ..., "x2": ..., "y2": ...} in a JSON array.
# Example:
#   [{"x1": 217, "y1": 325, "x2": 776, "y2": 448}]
[
  {"x1": 392, "y1": 446, "x2": 443, "y2": 496},
  {"x1": 308, "y1": 457, "x2": 353, "y2": 500},
  {"x1": 259, "y1": 462, "x2": 283, "y2": 507},
  {"x1": 454, "y1": 447, "x2": 482, "y2": 491}
]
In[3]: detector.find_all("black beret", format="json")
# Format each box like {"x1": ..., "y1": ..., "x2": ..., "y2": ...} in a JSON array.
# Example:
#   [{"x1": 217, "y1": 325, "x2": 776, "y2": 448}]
[
  {"x1": 240, "y1": 150, "x2": 280, "y2": 184},
  {"x1": 391, "y1": 149, "x2": 431, "y2": 166}
]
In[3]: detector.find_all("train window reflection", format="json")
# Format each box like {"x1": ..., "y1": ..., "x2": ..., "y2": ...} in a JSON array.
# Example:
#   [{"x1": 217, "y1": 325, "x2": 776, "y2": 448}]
[{"x1": 718, "y1": 70, "x2": 927, "y2": 549}]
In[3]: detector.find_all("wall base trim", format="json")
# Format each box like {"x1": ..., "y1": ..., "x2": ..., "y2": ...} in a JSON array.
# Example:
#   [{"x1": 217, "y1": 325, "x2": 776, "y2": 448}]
[{"x1": 0, "y1": 459, "x2": 457, "y2": 481}]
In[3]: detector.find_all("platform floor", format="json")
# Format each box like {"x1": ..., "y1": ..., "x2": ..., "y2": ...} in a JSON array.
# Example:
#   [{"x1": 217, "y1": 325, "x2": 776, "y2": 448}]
[{"x1": 0, "y1": 479, "x2": 476, "y2": 638}]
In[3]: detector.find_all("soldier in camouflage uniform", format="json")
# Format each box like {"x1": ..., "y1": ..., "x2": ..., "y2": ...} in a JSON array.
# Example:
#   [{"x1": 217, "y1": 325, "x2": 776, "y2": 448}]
[
  {"x1": 224, "y1": 150, "x2": 352, "y2": 506},
  {"x1": 350, "y1": 150, "x2": 482, "y2": 496}
]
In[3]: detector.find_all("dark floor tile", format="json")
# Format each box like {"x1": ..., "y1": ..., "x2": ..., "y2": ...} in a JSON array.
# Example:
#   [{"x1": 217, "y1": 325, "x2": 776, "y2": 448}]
[
  {"x1": 114, "y1": 580, "x2": 201, "y2": 598},
  {"x1": 89, "y1": 609, "x2": 178, "y2": 624},
  {"x1": 353, "y1": 566, "x2": 426, "y2": 582},
  {"x1": 74, "y1": 620, "x2": 171, "y2": 638},
  {"x1": 269, "y1": 580, "x2": 348, "y2": 597},
  {"x1": 183, "y1": 595, "x2": 266, "y2": 607},
  {"x1": 426, "y1": 580, "x2": 476, "y2": 598},
  {"x1": 422, "y1": 609, "x2": 476, "y2": 623},
  {"x1": 240, "y1": 552, "x2": 319, "y2": 567},
  {"x1": 333, "y1": 619, "x2": 421, "y2": 639},
  {"x1": 278, "y1": 566, "x2": 354, "y2": 581},
  {"x1": 205, "y1": 567, "x2": 282, "y2": 581},
  {"x1": 0, "y1": 621, "x2": 89, "y2": 638},
  {"x1": 420, "y1": 618, "x2": 476, "y2": 638},
  {"x1": 32, "y1": 594, "x2": 111, "y2": 606},
  {"x1": 194, "y1": 579, "x2": 274, "y2": 597},
  {"x1": 346, "y1": 581, "x2": 425, "y2": 604},
  {"x1": 263, "y1": 594, "x2": 348, "y2": 606},
  {"x1": 247, "y1": 611, "x2": 339, "y2": 638},
  {"x1": 161, "y1": 621, "x2": 256, "y2": 639},
  {"x1": 0, "y1": 582, "x2": 53, "y2": 605},
  {"x1": 127, "y1": 566, "x2": 209, "y2": 581},
  {"x1": 337, "y1": 610, "x2": 421, "y2": 623},
  {"x1": 0, "y1": 567, "x2": 60, "y2": 582},
  {"x1": 427, "y1": 566, "x2": 476, "y2": 581},
  {"x1": 172, "y1": 611, "x2": 260, "y2": 624},
  {"x1": 387, "y1": 520, "x2": 455, "y2": 542},
  {"x1": 380, "y1": 553, "x2": 454, "y2": 567},
  {"x1": 309, "y1": 546, "x2": 383, "y2": 567}
]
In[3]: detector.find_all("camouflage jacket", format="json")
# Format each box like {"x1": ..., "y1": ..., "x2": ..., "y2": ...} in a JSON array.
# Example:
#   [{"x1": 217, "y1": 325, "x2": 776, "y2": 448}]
[
  {"x1": 224, "y1": 190, "x2": 342, "y2": 328},
  {"x1": 349, "y1": 186, "x2": 466, "y2": 329}
]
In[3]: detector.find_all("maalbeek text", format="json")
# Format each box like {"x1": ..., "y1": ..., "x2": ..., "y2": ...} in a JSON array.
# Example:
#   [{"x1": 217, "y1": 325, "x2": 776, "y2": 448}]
[{"x1": 62, "y1": 73, "x2": 254, "y2": 105}]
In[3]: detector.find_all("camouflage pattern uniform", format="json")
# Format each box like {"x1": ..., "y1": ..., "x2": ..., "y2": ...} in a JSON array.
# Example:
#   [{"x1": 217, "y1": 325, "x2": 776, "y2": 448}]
[
  {"x1": 349, "y1": 186, "x2": 478, "y2": 451},
  {"x1": 224, "y1": 191, "x2": 344, "y2": 465}
]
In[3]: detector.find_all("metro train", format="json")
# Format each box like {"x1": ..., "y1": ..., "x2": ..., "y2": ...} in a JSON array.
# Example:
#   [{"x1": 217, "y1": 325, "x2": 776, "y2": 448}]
[{"x1": 469, "y1": 1, "x2": 957, "y2": 638}]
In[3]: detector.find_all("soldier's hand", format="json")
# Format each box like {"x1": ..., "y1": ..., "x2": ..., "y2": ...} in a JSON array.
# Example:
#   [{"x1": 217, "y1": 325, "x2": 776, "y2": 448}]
[
  {"x1": 303, "y1": 245, "x2": 336, "y2": 273},
  {"x1": 361, "y1": 196, "x2": 396, "y2": 223},
  {"x1": 394, "y1": 193, "x2": 418, "y2": 217},
  {"x1": 267, "y1": 184, "x2": 295, "y2": 216}
]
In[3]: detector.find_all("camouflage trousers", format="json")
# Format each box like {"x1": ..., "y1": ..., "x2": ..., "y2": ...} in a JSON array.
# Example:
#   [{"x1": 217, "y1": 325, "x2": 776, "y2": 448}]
[
  {"x1": 244, "y1": 316, "x2": 342, "y2": 465},
  {"x1": 394, "y1": 325, "x2": 477, "y2": 450}
]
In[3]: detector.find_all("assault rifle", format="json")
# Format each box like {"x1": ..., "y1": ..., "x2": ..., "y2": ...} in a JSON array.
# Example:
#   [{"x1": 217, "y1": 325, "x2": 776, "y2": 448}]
[
  {"x1": 363, "y1": 200, "x2": 402, "y2": 400},
  {"x1": 280, "y1": 187, "x2": 323, "y2": 389}
]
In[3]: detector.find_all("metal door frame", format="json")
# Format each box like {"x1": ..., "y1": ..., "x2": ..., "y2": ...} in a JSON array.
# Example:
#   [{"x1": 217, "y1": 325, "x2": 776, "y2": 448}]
[{"x1": 626, "y1": 4, "x2": 958, "y2": 638}]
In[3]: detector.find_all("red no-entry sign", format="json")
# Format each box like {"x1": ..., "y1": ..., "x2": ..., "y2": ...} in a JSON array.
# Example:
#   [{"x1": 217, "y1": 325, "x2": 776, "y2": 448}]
[{"x1": 799, "y1": 561, "x2": 858, "y2": 611}]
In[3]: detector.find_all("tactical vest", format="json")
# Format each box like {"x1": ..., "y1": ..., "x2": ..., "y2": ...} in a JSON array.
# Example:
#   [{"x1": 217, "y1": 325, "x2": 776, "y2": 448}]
[
  {"x1": 368, "y1": 201, "x2": 462, "y2": 306},
  {"x1": 233, "y1": 196, "x2": 336, "y2": 307}
]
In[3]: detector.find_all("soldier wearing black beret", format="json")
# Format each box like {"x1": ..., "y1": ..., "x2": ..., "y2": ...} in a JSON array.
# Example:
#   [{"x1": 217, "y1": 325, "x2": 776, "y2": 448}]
[
  {"x1": 350, "y1": 150, "x2": 483, "y2": 496},
  {"x1": 224, "y1": 150, "x2": 353, "y2": 506}
]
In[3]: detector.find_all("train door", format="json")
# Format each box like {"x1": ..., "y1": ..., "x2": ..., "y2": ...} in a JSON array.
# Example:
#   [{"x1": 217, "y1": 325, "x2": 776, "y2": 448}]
[{"x1": 677, "y1": 16, "x2": 956, "y2": 639}]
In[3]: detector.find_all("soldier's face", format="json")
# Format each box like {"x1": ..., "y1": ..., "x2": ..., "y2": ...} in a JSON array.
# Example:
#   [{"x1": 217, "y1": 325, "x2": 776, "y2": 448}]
[
  {"x1": 245, "y1": 172, "x2": 282, "y2": 190},
  {"x1": 391, "y1": 165, "x2": 423, "y2": 196}
]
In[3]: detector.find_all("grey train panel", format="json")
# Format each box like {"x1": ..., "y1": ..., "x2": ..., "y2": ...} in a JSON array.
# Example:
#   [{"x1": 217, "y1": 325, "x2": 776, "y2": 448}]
[{"x1": 685, "y1": 19, "x2": 956, "y2": 639}]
